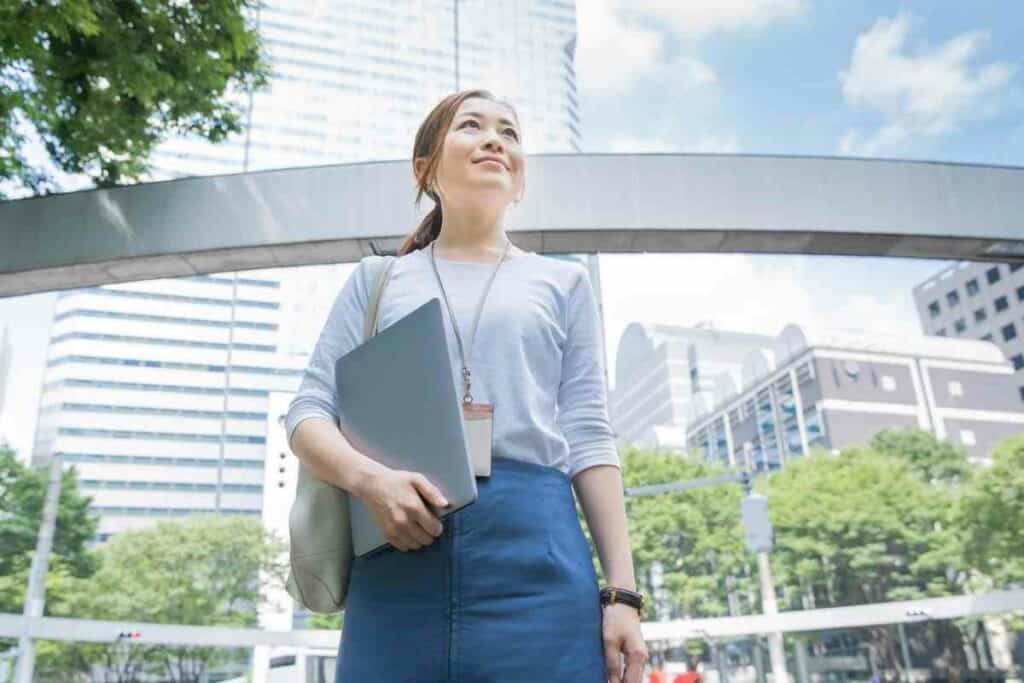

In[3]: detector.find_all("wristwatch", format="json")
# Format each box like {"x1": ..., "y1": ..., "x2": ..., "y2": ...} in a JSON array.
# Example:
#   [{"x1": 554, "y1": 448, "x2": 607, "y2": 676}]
[{"x1": 599, "y1": 586, "x2": 646, "y2": 617}]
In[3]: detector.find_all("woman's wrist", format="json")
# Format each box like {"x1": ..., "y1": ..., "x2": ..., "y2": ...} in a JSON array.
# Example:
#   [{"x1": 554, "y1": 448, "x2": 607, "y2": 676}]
[{"x1": 599, "y1": 586, "x2": 646, "y2": 618}]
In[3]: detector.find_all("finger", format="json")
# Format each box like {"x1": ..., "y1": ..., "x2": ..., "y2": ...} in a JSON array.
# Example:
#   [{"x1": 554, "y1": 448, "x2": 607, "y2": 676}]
[
  {"x1": 401, "y1": 525, "x2": 434, "y2": 548},
  {"x1": 411, "y1": 474, "x2": 449, "y2": 508},
  {"x1": 604, "y1": 642, "x2": 621, "y2": 683},
  {"x1": 415, "y1": 508, "x2": 444, "y2": 537}
]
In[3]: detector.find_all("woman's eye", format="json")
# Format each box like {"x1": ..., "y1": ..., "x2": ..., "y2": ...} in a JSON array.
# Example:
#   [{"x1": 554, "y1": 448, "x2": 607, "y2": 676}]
[{"x1": 505, "y1": 129, "x2": 519, "y2": 140}]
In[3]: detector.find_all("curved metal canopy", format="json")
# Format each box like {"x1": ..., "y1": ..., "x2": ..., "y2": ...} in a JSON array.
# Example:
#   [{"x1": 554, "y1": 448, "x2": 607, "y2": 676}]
[{"x1": 1, "y1": 153, "x2": 1022, "y2": 297}]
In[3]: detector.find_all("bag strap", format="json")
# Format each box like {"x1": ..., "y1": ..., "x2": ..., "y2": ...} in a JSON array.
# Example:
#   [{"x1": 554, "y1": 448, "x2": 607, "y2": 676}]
[{"x1": 362, "y1": 255, "x2": 397, "y2": 341}]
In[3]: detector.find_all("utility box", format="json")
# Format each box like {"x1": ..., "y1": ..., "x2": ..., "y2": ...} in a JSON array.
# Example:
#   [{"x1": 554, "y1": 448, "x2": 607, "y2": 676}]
[{"x1": 741, "y1": 494, "x2": 774, "y2": 554}]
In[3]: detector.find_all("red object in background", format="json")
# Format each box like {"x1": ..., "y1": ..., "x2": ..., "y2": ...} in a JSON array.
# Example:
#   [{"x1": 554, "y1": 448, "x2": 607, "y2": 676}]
[
  {"x1": 649, "y1": 671, "x2": 666, "y2": 683},
  {"x1": 674, "y1": 672, "x2": 701, "y2": 683}
]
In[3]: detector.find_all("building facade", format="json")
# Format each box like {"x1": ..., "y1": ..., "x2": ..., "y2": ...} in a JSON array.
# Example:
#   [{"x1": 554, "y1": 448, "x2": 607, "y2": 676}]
[
  {"x1": 610, "y1": 322, "x2": 776, "y2": 452},
  {"x1": 0, "y1": 325, "x2": 10, "y2": 427},
  {"x1": 913, "y1": 260, "x2": 1024, "y2": 403},
  {"x1": 30, "y1": 273, "x2": 305, "y2": 540},
  {"x1": 686, "y1": 325, "x2": 1024, "y2": 469},
  {"x1": 147, "y1": 0, "x2": 581, "y2": 180}
]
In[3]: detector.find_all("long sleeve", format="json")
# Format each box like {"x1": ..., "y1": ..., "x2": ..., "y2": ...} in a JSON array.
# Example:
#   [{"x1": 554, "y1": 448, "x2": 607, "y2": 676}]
[
  {"x1": 285, "y1": 260, "x2": 369, "y2": 448},
  {"x1": 557, "y1": 266, "x2": 620, "y2": 480}
]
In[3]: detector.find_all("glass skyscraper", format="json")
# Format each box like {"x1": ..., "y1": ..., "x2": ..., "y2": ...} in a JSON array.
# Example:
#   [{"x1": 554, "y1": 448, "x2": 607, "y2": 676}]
[{"x1": 148, "y1": 0, "x2": 581, "y2": 179}]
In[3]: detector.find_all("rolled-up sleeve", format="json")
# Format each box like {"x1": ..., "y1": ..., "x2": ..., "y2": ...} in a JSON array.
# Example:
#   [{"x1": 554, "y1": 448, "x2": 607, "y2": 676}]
[
  {"x1": 285, "y1": 259, "x2": 370, "y2": 449},
  {"x1": 557, "y1": 266, "x2": 620, "y2": 480}
]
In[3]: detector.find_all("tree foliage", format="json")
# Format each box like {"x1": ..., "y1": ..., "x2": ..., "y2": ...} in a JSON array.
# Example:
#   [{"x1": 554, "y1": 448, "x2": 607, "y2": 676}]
[
  {"x1": 0, "y1": 0, "x2": 268, "y2": 198},
  {"x1": 40, "y1": 515, "x2": 288, "y2": 682}
]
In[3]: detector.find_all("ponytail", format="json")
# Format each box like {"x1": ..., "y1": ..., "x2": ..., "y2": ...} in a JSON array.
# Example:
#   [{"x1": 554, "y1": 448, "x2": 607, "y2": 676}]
[{"x1": 398, "y1": 201, "x2": 442, "y2": 256}]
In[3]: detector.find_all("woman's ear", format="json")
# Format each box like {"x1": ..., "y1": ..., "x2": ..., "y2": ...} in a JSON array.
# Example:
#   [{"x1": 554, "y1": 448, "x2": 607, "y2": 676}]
[{"x1": 413, "y1": 157, "x2": 428, "y2": 186}]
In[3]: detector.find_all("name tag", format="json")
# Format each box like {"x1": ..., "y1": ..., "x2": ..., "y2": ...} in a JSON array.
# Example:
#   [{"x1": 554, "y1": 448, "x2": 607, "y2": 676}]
[{"x1": 462, "y1": 402, "x2": 493, "y2": 477}]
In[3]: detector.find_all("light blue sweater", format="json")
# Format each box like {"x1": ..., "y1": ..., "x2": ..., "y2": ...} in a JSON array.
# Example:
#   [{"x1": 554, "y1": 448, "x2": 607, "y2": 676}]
[{"x1": 285, "y1": 247, "x2": 620, "y2": 481}]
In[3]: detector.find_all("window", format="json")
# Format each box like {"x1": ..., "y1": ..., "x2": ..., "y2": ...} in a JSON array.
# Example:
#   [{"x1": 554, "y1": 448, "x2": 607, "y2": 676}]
[
  {"x1": 1020, "y1": 386, "x2": 1024, "y2": 402},
  {"x1": 954, "y1": 318, "x2": 967, "y2": 333},
  {"x1": 881, "y1": 375, "x2": 896, "y2": 391},
  {"x1": 987, "y1": 267, "x2": 1001, "y2": 284},
  {"x1": 960, "y1": 429, "x2": 976, "y2": 446},
  {"x1": 1013, "y1": 354, "x2": 1024, "y2": 371},
  {"x1": 1017, "y1": 285, "x2": 1024, "y2": 302},
  {"x1": 936, "y1": 328, "x2": 947, "y2": 336},
  {"x1": 1011, "y1": 262, "x2": 1024, "y2": 273},
  {"x1": 1003, "y1": 323, "x2": 1017, "y2": 342},
  {"x1": 928, "y1": 301, "x2": 941, "y2": 317},
  {"x1": 995, "y1": 296, "x2": 1009, "y2": 313},
  {"x1": 966, "y1": 278, "x2": 980, "y2": 296},
  {"x1": 948, "y1": 380, "x2": 963, "y2": 397},
  {"x1": 946, "y1": 290, "x2": 960, "y2": 307},
  {"x1": 974, "y1": 308, "x2": 987, "y2": 323},
  {"x1": 982, "y1": 333, "x2": 994, "y2": 341}
]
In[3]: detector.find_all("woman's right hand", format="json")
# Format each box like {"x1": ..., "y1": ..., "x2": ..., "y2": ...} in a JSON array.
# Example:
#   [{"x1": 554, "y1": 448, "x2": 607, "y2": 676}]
[{"x1": 357, "y1": 468, "x2": 449, "y2": 552}]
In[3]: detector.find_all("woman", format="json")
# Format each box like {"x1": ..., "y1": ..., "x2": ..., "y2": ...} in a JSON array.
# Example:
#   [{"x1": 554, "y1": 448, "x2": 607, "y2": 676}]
[{"x1": 286, "y1": 89, "x2": 648, "y2": 682}]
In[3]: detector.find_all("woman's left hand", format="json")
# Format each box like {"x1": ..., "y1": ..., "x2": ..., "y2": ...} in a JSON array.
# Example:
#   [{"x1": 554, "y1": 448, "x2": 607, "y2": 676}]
[{"x1": 602, "y1": 602, "x2": 649, "y2": 683}]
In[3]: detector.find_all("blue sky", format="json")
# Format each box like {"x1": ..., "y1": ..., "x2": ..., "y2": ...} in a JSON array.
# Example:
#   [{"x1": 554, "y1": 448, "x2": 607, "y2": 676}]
[
  {"x1": 1, "y1": 1, "x2": 1022, "y2": 457},
  {"x1": 576, "y1": 1, "x2": 1023, "y2": 164}
]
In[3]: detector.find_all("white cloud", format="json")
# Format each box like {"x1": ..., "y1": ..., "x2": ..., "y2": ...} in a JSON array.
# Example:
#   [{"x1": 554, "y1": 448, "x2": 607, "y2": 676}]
[
  {"x1": 619, "y1": 0, "x2": 806, "y2": 38},
  {"x1": 576, "y1": 0, "x2": 664, "y2": 96},
  {"x1": 838, "y1": 14, "x2": 1016, "y2": 156},
  {"x1": 576, "y1": 0, "x2": 804, "y2": 96}
]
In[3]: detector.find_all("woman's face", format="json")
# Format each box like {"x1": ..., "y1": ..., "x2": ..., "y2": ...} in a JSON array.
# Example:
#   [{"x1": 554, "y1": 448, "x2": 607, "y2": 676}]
[{"x1": 431, "y1": 97, "x2": 525, "y2": 206}]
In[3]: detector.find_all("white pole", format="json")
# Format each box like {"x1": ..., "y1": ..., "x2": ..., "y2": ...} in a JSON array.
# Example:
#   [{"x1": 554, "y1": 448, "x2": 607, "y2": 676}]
[
  {"x1": 14, "y1": 453, "x2": 63, "y2": 683},
  {"x1": 758, "y1": 552, "x2": 789, "y2": 683}
]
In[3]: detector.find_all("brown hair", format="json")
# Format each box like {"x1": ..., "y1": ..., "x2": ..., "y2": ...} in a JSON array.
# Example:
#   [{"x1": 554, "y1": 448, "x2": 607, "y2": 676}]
[{"x1": 398, "y1": 89, "x2": 521, "y2": 256}]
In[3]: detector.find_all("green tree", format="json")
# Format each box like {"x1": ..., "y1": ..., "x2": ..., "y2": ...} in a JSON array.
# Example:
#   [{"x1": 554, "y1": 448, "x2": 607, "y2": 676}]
[
  {"x1": 42, "y1": 515, "x2": 288, "y2": 682},
  {"x1": 958, "y1": 434, "x2": 1024, "y2": 633},
  {"x1": 765, "y1": 444, "x2": 970, "y2": 678},
  {"x1": 0, "y1": 0, "x2": 268, "y2": 198},
  {"x1": 869, "y1": 428, "x2": 972, "y2": 486},
  {"x1": 0, "y1": 444, "x2": 99, "y2": 633},
  {"x1": 580, "y1": 445, "x2": 755, "y2": 620}
]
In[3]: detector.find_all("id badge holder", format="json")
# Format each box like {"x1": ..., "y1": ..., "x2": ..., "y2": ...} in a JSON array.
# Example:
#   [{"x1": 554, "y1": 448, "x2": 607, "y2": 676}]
[{"x1": 461, "y1": 402, "x2": 493, "y2": 477}]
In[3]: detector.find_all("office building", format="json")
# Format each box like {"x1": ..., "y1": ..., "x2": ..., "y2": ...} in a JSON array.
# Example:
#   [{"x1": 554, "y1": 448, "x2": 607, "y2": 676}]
[
  {"x1": 30, "y1": 273, "x2": 305, "y2": 540},
  {"x1": 686, "y1": 324, "x2": 1023, "y2": 469},
  {"x1": 610, "y1": 322, "x2": 776, "y2": 452},
  {"x1": 147, "y1": 0, "x2": 581, "y2": 180},
  {"x1": 913, "y1": 261, "x2": 1024, "y2": 402}
]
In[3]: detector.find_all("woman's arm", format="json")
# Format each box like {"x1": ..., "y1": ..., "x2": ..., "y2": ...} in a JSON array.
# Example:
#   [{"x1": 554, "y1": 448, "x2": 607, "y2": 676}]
[{"x1": 572, "y1": 464, "x2": 636, "y2": 590}]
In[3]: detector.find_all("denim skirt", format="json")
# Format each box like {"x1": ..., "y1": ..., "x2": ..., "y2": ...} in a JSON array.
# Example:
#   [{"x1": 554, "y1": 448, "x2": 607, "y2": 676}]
[{"x1": 335, "y1": 456, "x2": 606, "y2": 682}]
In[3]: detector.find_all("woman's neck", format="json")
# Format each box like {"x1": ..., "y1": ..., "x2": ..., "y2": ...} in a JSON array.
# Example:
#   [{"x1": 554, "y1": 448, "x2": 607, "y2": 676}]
[{"x1": 434, "y1": 205, "x2": 509, "y2": 259}]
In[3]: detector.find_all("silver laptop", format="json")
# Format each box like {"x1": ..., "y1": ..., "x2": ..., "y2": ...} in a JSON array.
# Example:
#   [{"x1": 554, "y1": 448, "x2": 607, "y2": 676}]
[{"x1": 334, "y1": 297, "x2": 478, "y2": 557}]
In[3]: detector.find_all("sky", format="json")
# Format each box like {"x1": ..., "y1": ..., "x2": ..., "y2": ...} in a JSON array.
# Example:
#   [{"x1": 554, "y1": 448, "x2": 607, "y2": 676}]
[{"x1": 2, "y1": 1, "x2": 1022, "y2": 458}]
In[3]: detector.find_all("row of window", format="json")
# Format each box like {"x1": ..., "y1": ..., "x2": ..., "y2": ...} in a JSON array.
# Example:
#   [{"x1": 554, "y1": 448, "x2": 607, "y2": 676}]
[
  {"x1": 47, "y1": 355, "x2": 302, "y2": 377},
  {"x1": 936, "y1": 320, "x2": 1019, "y2": 344},
  {"x1": 69, "y1": 287, "x2": 279, "y2": 310},
  {"x1": 190, "y1": 275, "x2": 279, "y2": 289},
  {"x1": 46, "y1": 403, "x2": 267, "y2": 421},
  {"x1": 52, "y1": 331, "x2": 276, "y2": 353},
  {"x1": 54, "y1": 309, "x2": 277, "y2": 330},
  {"x1": 45, "y1": 378, "x2": 269, "y2": 397},
  {"x1": 80, "y1": 479, "x2": 262, "y2": 493},
  {"x1": 62, "y1": 453, "x2": 264, "y2": 468},
  {"x1": 927, "y1": 265, "x2": 1024, "y2": 318},
  {"x1": 58, "y1": 428, "x2": 266, "y2": 444}
]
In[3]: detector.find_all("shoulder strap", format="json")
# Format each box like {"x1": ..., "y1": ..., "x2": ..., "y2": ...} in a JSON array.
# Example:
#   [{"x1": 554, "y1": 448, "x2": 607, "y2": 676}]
[{"x1": 362, "y1": 255, "x2": 397, "y2": 342}]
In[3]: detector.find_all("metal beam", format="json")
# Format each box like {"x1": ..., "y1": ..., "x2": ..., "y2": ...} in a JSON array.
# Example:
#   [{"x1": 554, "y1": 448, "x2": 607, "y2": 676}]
[
  {"x1": 2, "y1": 588, "x2": 1022, "y2": 647},
  {"x1": 2, "y1": 154, "x2": 1023, "y2": 297}
]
